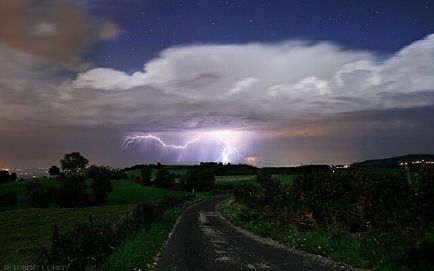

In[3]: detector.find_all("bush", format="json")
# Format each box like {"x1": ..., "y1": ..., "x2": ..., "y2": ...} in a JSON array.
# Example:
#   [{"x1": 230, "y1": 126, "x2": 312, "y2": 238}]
[
  {"x1": 138, "y1": 166, "x2": 152, "y2": 186},
  {"x1": 154, "y1": 168, "x2": 176, "y2": 189},
  {"x1": 26, "y1": 181, "x2": 53, "y2": 208},
  {"x1": 233, "y1": 184, "x2": 260, "y2": 208},
  {"x1": 55, "y1": 176, "x2": 88, "y2": 207},
  {"x1": 37, "y1": 222, "x2": 117, "y2": 270},
  {"x1": 28, "y1": 187, "x2": 53, "y2": 208},
  {"x1": 0, "y1": 193, "x2": 17, "y2": 207},
  {"x1": 86, "y1": 165, "x2": 114, "y2": 206},
  {"x1": 180, "y1": 167, "x2": 215, "y2": 192},
  {"x1": 37, "y1": 196, "x2": 190, "y2": 270}
]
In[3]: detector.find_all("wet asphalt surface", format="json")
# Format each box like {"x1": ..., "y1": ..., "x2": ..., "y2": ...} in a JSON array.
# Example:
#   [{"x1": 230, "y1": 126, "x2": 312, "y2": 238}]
[{"x1": 155, "y1": 198, "x2": 360, "y2": 271}]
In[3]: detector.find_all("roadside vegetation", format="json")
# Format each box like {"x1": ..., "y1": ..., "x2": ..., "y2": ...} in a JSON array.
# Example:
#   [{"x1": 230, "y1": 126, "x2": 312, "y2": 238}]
[
  {"x1": 220, "y1": 167, "x2": 434, "y2": 271},
  {"x1": 0, "y1": 155, "x2": 261, "y2": 270}
]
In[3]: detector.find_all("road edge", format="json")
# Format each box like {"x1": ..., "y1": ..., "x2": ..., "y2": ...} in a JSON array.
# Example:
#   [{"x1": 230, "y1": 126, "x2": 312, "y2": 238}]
[{"x1": 216, "y1": 199, "x2": 369, "y2": 271}]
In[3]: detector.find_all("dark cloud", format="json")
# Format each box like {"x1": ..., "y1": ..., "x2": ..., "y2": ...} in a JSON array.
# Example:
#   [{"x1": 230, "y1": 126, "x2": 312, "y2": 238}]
[{"x1": 0, "y1": 0, "x2": 119, "y2": 66}]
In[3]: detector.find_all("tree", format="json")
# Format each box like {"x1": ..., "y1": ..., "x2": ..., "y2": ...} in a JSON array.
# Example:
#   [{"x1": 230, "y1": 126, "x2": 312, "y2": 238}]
[
  {"x1": 56, "y1": 176, "x2": 88, "y2": 207},
  {"x1": 60, "y1": 152, "x2": 89, "y2": 176},
  {"x1": 180, "y1": 167, "x2": 215, "y2": 192},
  {"x1": 85, "y1": 165, "x2": 114, "y2": 205},
  {"x1": 139, "y1": 165, "x2": 152, "y2": 186},
  {"x1": 0, "y1": 171, "x2": 10, "y2": 184},
  {"x1": 154, "y1": 168, "x2": 175, "y2": 189},
  {"x1": 9, "y1": 172, "x2": 17, "y2": 181},
  {"x1": 49, "y1": 165, "x2": 60, "y2": 176}
]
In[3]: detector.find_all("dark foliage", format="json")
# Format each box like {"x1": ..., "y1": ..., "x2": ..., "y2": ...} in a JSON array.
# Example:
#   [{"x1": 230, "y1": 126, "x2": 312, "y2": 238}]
[
  {"x1": 0, "y1": 170, "x2": 9, "y2": 183},
  {"x1": 55, "y1": 176, "x2": 88, "y2": 208},
  {"x1": 234, "y1": 167, "x2": 434, "y2": 233},
  {"x1": 0, "y1": 193, "x2": 17, "y2": 207},
  {"x1": 0, "y1": 170, "x2": 18, "y2": 183},
  {"x1": 198, "y1": 162, "x2": 258, "y2": 175},
  {"x1": 154, "y1": 168, "x2": 176, "y2": 188},
  {"x1": 180, "y1": 166, "x2": 215, "y2": 192},
  {"x1": 26, "y1": 181, "x2": 53, "y2": 208},
  {"x1": 49, "y1": 166, "x2": 61, "y2": 176},
  {"x1": 85, "y1": 165, "x2": 114, "y2": 206},
  {"x1": 138, "y1": 165, "x2": 152, "y2": 186},
  {"x1": 36, "y1": 195, "x2": 192, "y2": 270},
  {"x1": 263, "y1": 165, "x2": 332, "y2": 175},
  {"x1": 232, "y1": 167, "x2": 434, "y2": 269},
  {"x1": 60, "y1": 152, "x2": 89, "y2": 176}
]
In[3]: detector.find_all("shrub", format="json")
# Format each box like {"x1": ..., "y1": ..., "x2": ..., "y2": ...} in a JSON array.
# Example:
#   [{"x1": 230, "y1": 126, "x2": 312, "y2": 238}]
[
  {"x1": 37, "y1": 196, "x2": 190, "y2": 270},
  {"x1": 233, "y1": 184, "x2": 260, "y2": 208},
  {"x1": 55, "y1": 176, "x2": 88, "y2": 207},
  {"x1": 154, "y1": 168, "x2": 176, "y2": 189},
  {"x1": 28, "y1": 187, "x2": 53, "y2": 208},
  {"x1": 86, "y1": 165, "x2": 114, "y2": 206},
  {"x1": 0, "y1": 193, "x2": 17, "y2": 207},
  {"x1": 26, "y1": 181, "x2": 53, "y2": 208},
  {"x1": 138, "y1": 166, "x2": 152, "y2": 186},
  {"x1": 180, "y1": 167, "x2": 215, "y2": 192}
]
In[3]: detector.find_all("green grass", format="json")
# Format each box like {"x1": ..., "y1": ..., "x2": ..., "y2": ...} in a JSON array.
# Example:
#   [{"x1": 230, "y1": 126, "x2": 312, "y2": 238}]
[
  {"x1": 215, "y1": 174, "x2": 297, "y2": 186},
  {"x1": 215, "y1": 175, "x2": 256, "y2": 186},
  {"x1": 0, "y1": 204, "x2": 128, "y2": 267},
  {"x1": 219, "y1": 200, "x2": 431, "y2": 271},
  {"x1": 0, "y1": 179, "x2": 188, "y2": 267},
  {"x1": 125, "y1": 166, "x2": 191, "y2": 180},
  {"x1": 0, "y1": 178, "x2": 59, "y2": 203},
  {"x1": 100, "y1": 197, "x2": 201, "y2": 271},
  {"x1": 272, "y1": 174, "x2": 297, "y2": 185},
  {"x1": 108, "y1": 181, "x2": 186, "y2": 204}
]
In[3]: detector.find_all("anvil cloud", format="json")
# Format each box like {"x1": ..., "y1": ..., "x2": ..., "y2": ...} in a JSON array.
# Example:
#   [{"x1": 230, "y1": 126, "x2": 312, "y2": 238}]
[{"x1": 1, "y1": 34, "x2": 434, "y2": 166}]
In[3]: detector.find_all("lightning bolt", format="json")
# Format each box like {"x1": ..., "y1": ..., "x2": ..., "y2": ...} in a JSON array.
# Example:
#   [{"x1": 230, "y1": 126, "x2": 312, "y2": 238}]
[
  {"x1": 215, "y1": 132, "x2": 240, "y2": 164},
  {"x1": 122, "y1": 130, "x2": 245, "y2": 164},
  {"x1": 122, "y1": 134, "x2": 201, "y2": 162}
]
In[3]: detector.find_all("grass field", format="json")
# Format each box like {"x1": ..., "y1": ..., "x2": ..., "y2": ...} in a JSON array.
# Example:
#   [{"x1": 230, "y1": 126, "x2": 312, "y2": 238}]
[
  {"x1": 0, "y1": 204, "x2": 128, "y2": 267},
  {"x1": 0, "y1": 178, "x2": 59, "y2": 204},
  {"x1": 215, "y1": 174, "x2": 297, "y2": 186},
  {"x1": 108, "y1": 180, "x2": 186, "y2": 204},
  {"x1": 126, "y1": 166, "x2": 192, "y2": 179},
  {"x1": 0, "y1": 179, "x2": 188, "y2": 267}
]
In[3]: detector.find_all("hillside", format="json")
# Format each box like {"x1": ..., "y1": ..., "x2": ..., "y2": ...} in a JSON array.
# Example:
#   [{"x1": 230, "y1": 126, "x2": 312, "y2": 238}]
[{"x1": 352, "y1": 154, "x2": 434, "y2": 167}]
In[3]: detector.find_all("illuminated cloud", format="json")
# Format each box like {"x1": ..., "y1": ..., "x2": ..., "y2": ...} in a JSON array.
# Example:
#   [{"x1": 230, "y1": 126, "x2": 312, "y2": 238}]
[
  {"x1": 62, "y1": 34, "x2": 434, "y2": 130},
  {"x1": 1, "y1": 34, "x2": 434, "y2": 135}
]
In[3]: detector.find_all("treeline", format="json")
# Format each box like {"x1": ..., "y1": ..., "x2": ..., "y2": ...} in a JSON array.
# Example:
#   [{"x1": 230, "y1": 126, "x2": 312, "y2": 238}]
[
  {"x1": 197, "y1": 162, "x2": 258, "y2": 175},
  {"x1": 0, "y1": 170, "x2": 18, "y2": 184},
  {"x1": 0, "y1": 152, "x2": 128, "y2": 209},
  {"x1": 129, "y1": 163, "x2": 217, "y2": 192},
  {"x1": 263, "y1": 165, "x2": 332, "y2": 174},
  {"x1": 124, "y1": 162, "x2": 258, "y2": 176}
]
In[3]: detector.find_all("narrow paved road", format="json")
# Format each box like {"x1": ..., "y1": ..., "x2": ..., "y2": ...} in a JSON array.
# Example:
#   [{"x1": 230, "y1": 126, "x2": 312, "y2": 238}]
[{"x1": 155, "y1": 198, "x2": 358, "y2": 271}]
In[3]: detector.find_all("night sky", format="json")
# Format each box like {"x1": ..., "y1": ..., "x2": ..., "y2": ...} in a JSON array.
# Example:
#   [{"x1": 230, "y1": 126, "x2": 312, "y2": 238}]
[{"x1": 1, "y1": 0, "x2": 434, "y2": 168}]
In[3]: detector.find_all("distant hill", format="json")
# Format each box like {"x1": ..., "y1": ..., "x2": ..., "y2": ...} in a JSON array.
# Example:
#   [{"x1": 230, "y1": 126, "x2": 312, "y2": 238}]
[{"x1": 352, "y1": 154, "x2": 434, "y2": 167}]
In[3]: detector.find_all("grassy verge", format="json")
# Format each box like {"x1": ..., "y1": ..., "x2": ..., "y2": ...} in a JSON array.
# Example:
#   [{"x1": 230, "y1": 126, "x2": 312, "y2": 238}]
[
  {"x1": 100, "y1": 197, "x2": 201, "y2": 271},
  {"x1": 218, "y1": 199, "x2": 428, "y2": 271}
]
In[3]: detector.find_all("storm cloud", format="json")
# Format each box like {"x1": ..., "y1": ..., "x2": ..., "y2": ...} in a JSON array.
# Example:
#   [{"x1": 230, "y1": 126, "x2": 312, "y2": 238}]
[{"x1": 1, "y1": 34, "x2": 434, "y2": 166}]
